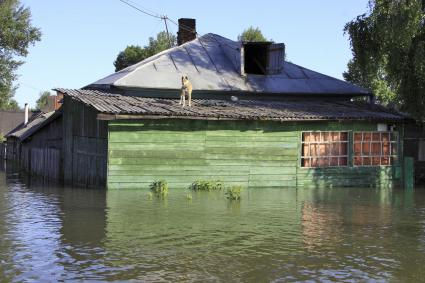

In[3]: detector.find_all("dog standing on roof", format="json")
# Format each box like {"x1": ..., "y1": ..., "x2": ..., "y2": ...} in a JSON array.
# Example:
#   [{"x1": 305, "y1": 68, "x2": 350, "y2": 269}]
[{"x1": 179, "y1": 75, "x2": 192, "y2": 107}]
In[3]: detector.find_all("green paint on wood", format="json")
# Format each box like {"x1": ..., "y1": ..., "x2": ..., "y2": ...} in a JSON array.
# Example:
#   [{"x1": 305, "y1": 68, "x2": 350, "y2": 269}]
[{"x1": 107, "y1": 119, "x2": 402, "y2": 189}]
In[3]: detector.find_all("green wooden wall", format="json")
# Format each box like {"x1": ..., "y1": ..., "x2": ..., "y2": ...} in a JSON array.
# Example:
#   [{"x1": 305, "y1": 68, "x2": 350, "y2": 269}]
[{"x1": 107, "y1": 119, "x2": 402, "y2": 189}]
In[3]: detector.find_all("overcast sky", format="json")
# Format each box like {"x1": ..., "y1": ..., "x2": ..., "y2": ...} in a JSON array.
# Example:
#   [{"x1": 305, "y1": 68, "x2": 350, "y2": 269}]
[{"x1": 16, "y1": 0, "x2": 369, "y2": 107}]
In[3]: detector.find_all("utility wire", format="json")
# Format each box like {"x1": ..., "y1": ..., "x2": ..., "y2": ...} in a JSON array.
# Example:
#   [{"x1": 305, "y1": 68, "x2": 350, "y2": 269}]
[
  {"x1": 118, "y1": 0, "x2": 163, "y2": 19},
  {"x1": 116, "y1": 0, "x2": 237, "y2": 50}
]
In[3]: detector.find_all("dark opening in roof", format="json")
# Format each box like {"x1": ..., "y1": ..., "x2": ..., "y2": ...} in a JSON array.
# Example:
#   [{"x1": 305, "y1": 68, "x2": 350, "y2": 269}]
[{"x1": 243, "y1": 42, "x2": 271, "y2": 75}]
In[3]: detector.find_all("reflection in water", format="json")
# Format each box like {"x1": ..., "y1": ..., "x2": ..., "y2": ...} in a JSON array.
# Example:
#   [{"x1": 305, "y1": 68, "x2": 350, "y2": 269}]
[{"x1": 1, "y1": 164, "x2": 425, "y2": 281}]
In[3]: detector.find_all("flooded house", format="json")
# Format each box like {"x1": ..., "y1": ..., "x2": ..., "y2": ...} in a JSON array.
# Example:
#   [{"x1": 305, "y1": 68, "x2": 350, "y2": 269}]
[
  {"x1": 51, "y1": 19, "x2": 409, "y2": 189},
  {"x1": 5, "y1": 96, "x2": 63, "y2": 180}
]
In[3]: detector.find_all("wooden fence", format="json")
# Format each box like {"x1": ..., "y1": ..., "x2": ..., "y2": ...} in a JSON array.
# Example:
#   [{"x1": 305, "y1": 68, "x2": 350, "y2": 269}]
[
  {"x1": 21, "y1": 145, "x2": 62, "y2": 180},
  {"x1": 0, "y1": 143, "x2": 5, "y2": 160}
]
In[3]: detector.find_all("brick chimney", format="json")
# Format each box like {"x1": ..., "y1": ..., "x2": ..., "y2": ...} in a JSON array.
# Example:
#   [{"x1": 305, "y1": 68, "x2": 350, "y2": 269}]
[
  {"x1": 177, "y1": 18, "x2": 196, "y2": 46},
  {"x1": 41, "y1": 95, "x2": 63, "y2": 112}
]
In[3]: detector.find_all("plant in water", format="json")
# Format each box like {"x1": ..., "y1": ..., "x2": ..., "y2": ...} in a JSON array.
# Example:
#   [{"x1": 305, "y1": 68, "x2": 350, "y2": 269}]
[
  {"x1": 225, "y1": 185, "x2": 243, "y2": 201},
  {"x1": 189, "y1": 180, "x2": 224, "y2": 191},
  {"x1": 149, "y1": 180, "x2": 168, "y2": 197},
  {"x1": 186, "y1": 193, "x2": 193, "y2": 200}
]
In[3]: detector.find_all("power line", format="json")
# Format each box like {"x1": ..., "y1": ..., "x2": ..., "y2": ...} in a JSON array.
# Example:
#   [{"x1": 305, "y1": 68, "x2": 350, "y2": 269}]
[
  {"x1": 116, "y1": 0, "x2": 238, "y2": 51},
  {"x1": 117, "y1": 0, "x2": 163, "y2": 19}
]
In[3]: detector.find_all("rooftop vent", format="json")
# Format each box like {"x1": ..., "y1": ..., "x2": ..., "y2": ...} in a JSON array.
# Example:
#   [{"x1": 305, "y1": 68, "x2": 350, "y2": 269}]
[
  {"x1": 242, "y1": 42, "x2": 285, "y2": 75},
  {"x1": 177, "y1": 18, "x2": 196, "y2": 46}
]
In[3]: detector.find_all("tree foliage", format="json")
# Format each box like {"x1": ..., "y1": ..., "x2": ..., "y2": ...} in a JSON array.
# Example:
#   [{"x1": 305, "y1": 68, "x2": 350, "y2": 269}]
[
  {"x1": 114, "y1": 31, "x2": 176, "y2": 72},
  {"x1": 344, "y1": 0, "x2": 425, "y2": 120},
  {"x1": 36, "y1": 90, "x2": 51, "y2": 110},
  {"x1": 238, "y1": 26, "x2": 268, "y2": 42},
  {"x1": 0, "y1": 0, "x2": 41, "y2": 110}
]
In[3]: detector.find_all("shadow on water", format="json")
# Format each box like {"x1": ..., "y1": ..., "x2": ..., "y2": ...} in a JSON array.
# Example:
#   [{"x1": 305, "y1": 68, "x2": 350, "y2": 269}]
[{"x1": 1, "y1": 161, "x2": 425, "y2": 282}]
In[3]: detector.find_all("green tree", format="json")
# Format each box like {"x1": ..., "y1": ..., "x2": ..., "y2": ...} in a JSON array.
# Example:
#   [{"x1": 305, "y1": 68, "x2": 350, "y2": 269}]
[
  {"x1": 114, "y1": 31, "x2": 176, "y2": 72},
  {"x1": 35, "y1": 90, "x2": 51, "y2": 110},
  {"x1": 344, "y1": 0, "x2": 425, "y2": 120},
  {"x1": 0, "y1": 0, "x2": 41, "y2": 110},
  {"x1": 238, "y1": 26, "x2": 268, "y2": 42}
]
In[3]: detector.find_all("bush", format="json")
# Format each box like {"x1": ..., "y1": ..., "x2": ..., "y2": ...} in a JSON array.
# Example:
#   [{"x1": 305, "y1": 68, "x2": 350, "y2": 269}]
[
  {"x1": 149, "y1": 180, "x2": 168, "y2": 197},
  {"x1": 225, "y1": 186, "x2": 243, "y2": 201},
  {"x1": 0, "y1": 134, "x2": 5, "y2": 143},
  {"x1": 189, "y1": 180, "x2": 224, "y2": 191}
]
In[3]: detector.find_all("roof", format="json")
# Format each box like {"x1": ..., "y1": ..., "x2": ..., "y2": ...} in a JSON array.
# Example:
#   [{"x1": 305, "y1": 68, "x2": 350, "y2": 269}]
[
  {"x1": 6, "y1": 110, "x2": 62, "y2": 141},
  {"x1": 57, "y1": 88, "x2": 406, "y2": 122},
  {"x1": 0, "y1": 110, "x2": 32, "y2": 136},
  {"x1": 89, "y1": 34, "x2": 370, "y2": 96}
]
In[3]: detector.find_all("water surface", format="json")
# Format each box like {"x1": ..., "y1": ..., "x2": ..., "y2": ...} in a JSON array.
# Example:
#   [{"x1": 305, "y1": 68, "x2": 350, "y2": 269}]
[{"x1": 1, "y1": 161, "x2": 425, "y2": 282}]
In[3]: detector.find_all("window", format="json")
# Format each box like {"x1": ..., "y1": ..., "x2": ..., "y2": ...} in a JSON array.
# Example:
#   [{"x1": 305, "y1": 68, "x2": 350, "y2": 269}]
[
  {"x1": 301, "y1": 132, "x2": 348, "y2": 167},
  {"x1": 243, "y1": 43, "x2": 270, "y2": 75},
  {"x1": 353, "y1": 132, "x2": 398, "y2": 166}
]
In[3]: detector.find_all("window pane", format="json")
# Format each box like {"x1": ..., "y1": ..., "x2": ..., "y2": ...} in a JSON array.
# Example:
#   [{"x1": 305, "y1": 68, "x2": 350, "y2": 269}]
[
  {"x1": 382, "y1": 142, "x2": 390, "y2": 155},
  {"x1": 363, "y1": 133, "x2": 371, "y2": 141},
  {"x1": 303, "y1": 143, "x2": 309, "y2": 156},
  {"x1": 331, "y1": 132, "x2": 340, "y2": 141},
  {"x1": 372, "y1": 133, "x2": 381, "y2": 141},
  {"x1": 354, "y1": 156, "x2": 362, "y2": 166},
  {"x1": 339, "y1": 157, "x2": 348, "y2": 166},
  {"x1": 341, "y1": 143, "x2": 348, "y2": 155},
  {"x1": 372, "y1": 157, "x2": 380, "y2": 165},
  {"x1": 371, "y1": 142, "x2": 381, "y2": 156},
  {"x1": 353, "y1": 142, "x2": 361, "y2": 155},
  {"x1": 323, "y1": 132, "x2": 331, "y2": 142},
  {"x1": 330, "y1": 157, "x2": 339, "y2": 166},
  {"x1": 362, "y1": 143, "x2": 370, "y2": 155},
  {"x1": 331, "y1": 143, "x2": 339, "y2": 155},
  {"x1": 381, "y1": 157, "x2": 390, "y2": 165},
  {"x1": 363, "y1": 157, "x2": 371, "y2": 166},
  {"x1": 382, "y1": 133, "x2": 390, "y2": 142}
]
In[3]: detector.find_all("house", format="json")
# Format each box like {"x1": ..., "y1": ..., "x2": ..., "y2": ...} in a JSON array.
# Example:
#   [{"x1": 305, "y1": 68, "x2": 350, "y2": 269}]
[
  {"x1": 52, "y1": 19, "x2": 409, "y2": 189},
  {"x1": 5, "y1": 96, "x2": 63, "y2": 179},
  {"x1": 0, "y1": 108, "x2": 33, "y2": 138},
  {"x1": 0, "y1": 107, "x2": 34, "y2": 159}
]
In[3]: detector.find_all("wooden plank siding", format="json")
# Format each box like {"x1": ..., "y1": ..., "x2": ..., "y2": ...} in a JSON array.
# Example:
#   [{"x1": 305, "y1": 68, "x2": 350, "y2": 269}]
[
  {"x1": 107, "y1": 119, "x2": 403, "y2": 189},
  {"x1": 19, "y1": 146, "x2": 62, "y2": 180},
  {"x1": 0, "y1": 143, "x2": 5, "y2": 160},
  {"x1": 63, "y1": 96, "x2": 108, "y2": 188}
]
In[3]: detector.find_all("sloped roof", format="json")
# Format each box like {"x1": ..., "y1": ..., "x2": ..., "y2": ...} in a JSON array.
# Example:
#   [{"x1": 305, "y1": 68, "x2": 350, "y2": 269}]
[
  {"x1": 6, "y1": 110, "x2": 62, "y2": 141},
  {"x1": 57, "y1": 88, "x2": 405, "y2": 122},
  {"x1": 0, "y1": 110, "x2": 32, "y2": 136},
  {"x1": 89, "y1": 34, "x2": 370, "y2": 96}
]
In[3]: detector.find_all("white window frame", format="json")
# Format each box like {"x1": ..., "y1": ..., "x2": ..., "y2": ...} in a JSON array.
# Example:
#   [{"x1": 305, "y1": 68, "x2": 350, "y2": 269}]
[{"x1": 353, "y1": 131, "x2": 398, "y2": 167}]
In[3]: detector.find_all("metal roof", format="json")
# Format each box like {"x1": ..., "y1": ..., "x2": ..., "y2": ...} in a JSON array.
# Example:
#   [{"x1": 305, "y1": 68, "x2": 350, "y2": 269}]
[
  {"x1": 57, "y1": 88, "x2": 405, "y2": 122},
  {"x1": 89, "y1": 34, "x2": 371, "y2": 96}
]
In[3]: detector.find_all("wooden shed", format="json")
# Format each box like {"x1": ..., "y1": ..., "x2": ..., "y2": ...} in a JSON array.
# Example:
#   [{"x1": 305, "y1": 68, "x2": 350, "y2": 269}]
[
  {"x1": 50, "y1": 28, "x2": 409, "y2": 189},
  {"x1": 6, "y1": 110, "x2": 63, "y2": 180}
]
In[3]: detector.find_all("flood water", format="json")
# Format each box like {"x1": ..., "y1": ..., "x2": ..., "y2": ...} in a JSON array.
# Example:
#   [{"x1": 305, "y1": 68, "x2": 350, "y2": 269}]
[{"x1": 1, "y1": 162, "x2": 425, "y2": 282}]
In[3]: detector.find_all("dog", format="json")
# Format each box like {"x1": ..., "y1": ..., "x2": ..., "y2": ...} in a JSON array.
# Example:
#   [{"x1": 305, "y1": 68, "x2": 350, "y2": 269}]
[{"x1": 179, "y1": 75, "x2": 192, "y2": 107}]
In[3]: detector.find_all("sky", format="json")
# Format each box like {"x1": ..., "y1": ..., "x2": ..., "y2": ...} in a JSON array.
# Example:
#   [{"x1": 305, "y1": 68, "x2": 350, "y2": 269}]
[{"x1": 16, "y1": 0, "x2": 370, "y2": 108}]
